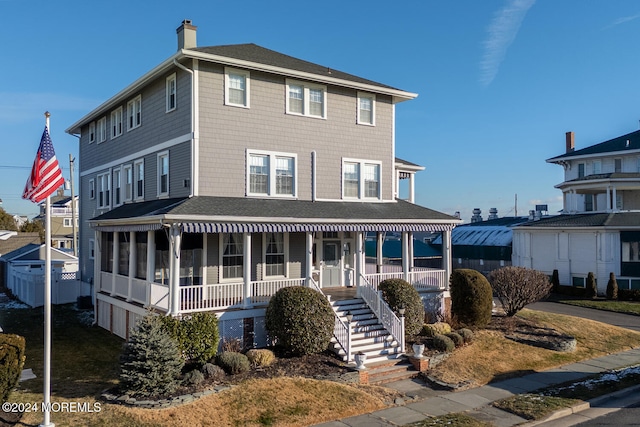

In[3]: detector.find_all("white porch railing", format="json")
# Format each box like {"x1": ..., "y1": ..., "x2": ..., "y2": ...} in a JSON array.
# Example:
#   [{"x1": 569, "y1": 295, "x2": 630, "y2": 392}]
[
  {"x1": 180, "y1": 282, "x2": 244, "y2": 313},
  {"x1": 359, "y1": 274, "x2": 405, "y2": 354},
  {"x1": 309, "y1": 278, "x2": 352, "y2": 362},
  {"x1": 250, "y1": 278, "x2": 305, "y2": 305},
  {"x1": 365, "y1": 267, "x2": 447, "y2": 291}
]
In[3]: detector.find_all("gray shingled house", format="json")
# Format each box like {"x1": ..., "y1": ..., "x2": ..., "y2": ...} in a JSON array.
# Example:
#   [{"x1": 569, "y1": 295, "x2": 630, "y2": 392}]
[{"x1": 65, "y1": 20, "x2": 460, "y2": 363}]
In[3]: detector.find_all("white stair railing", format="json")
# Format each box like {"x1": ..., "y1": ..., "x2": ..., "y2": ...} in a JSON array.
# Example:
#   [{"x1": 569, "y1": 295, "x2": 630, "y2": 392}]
[
  {"x1": 359, "y1": 274, "x2": 405, "y2": 354},
  {"x1": 308, "y1": 278, "x2": 352, "y2": 362}
]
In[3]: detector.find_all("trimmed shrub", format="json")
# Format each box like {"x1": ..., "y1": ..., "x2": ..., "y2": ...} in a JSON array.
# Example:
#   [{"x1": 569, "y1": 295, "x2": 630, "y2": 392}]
[
  {"x1": 432, "y1": 334, "x2": 455, "y2": 353},
  {"x1": 379, "y1": 278, "x2": 425, "y2": 336},
  {"x1": 456, "y1": 328, "x2": 474, "y2": 344},
  {"x1": 119, "y1": 314, "x2": 184, "y2": 397},
  {"x1": 265, "y1": 286, "x2": 334, "y2": 356},
  {"x1": 606, "y1": 272, "x2": 618, "y2": 300},
  {"x1": 619, "y1": 289, "x2": 640, "y2": 301},
  {"x1": 201, "y1": 363, "x2": 226, "y2": 381},
  {"x1": 217, "y1": 351, "x2": 250, "y2": 375},
  {"x1": 586, "y1": 272, "x2": 598, "y2": 298},
  {"x1": 449, "y1": 269, "x2": 493, "y2": 328},
  {"x1": 0, "y1": 334, "x2": 26, "y2": 403},
  {"x1": 488, "y1": 266, "x2": 552, "y2": 317},
  {"x1": 445, "y1": 332, "x2": 464, "y2": 348},
  {"x1": 421, "y1": 322, "x2": 451, "y2": 337},
  {"x1": 551, "y1": 270, "x2": 560, "y2": 293},
  {"x1": 160, "y1": 312, "x2": 219, "y2": 365},
  {"x1": 182, "y1": 369, "x2": 205, "y2": 386},
  {"x1": 246, "y1": 349, "x2": 276, "y2": 367}
]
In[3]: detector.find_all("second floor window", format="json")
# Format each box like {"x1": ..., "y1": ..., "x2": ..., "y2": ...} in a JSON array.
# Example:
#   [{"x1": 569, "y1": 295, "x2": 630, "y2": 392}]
[
  {"x1": 615, "y1": 158, "x2": 623, "y2": 173},
  {"x1": 248, "y1": 151, "x2": 296, "y2": 197},
  {"x1": 286, "y1": 79, "x2": 326, "y2": 119},
  {"x1": 123, "y1": 164, "x2": 133, "y2": 202},
  {"x1": 111, "y1": 107, "x2": 123, "y2": 139},
  {"x1": 127, "y1": 95, "x2": 142, "y2": 130},
  {"x1": 134, "y1": 160, "x2": 144, "y2": 200},
  {"x1": 343, "y1": 162, "x2": 360, "y2": 198},
  {"x1": 357, "y1": 92, "x2": 375, "y2": 125},
  {"x1": 97, "y1": 172, "x2": 110, "y2": 209},
  {"x1": 592, "y1": 160, "x2": 601, "y2": 174},
  {"x1": 225, "y1": 67, "x2": 250, "y2": 108},
  {"x1": 166, "y1": 73, "x2": 176, "y2": 112},
  {"x1": 89, "y1": 178, "x2": 95, "y2": 199},
  {"x1": 343, "y1": 159, "x2": 381, "y2": 200},
  {"x1": 88, "y1": 122, "x2": 96, "y2": 143},
  {"x1": 578, "y1": 163, "x2": 585, "y2": 178},
  {"x1": 97, "y1": 117, "x2": 107, "y2": 143},
  {"x1": 113, "y1": 168, "x2": 122, "y2": 206},
  {"x1": 158, "y1": 152, "x2": 169, "y2": 196}
]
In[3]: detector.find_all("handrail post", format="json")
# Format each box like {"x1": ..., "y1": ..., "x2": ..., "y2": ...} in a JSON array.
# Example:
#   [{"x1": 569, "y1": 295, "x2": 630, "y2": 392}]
[
  {"x1": 399, "y1": 311, "x2": 406, "y2": 353},
  {"x1": 347, "y1": 319, "x2": 352, "y2": 362}
]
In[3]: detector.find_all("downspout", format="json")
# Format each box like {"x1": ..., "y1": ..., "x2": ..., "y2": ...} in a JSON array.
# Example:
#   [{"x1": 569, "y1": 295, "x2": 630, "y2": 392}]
[{"x1": 173, "y1": 58, "x2": 198, "y2": 196}]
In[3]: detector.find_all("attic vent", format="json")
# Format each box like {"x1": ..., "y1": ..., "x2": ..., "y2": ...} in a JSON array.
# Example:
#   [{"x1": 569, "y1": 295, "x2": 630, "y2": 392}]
[{"x1": 626, "y1": 139, "x2": 630, "y2": 148}]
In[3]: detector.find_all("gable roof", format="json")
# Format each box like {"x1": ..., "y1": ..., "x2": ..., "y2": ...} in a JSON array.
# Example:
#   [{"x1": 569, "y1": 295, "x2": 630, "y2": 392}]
[
  {"x1": 0, "y1": 233, "x2": 41, "y2": 257},
  {"x1": 2, "y1": 243, "x2": 78, "y2": 262},
  {"x1": 548, "y1": 129, "x2": 640, "y2": 163},
  {"x1": 67, "y1": 43, "x2": 417, "y2": 135}
]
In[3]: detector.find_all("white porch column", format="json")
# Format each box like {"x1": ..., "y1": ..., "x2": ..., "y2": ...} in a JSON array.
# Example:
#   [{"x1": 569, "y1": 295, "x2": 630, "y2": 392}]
[
  {"x1": 442, "y1": 229, "x2": 452, "y2": 290},
  {"x1": 169, "y1": 225, "x2": 181, "y2": 316},
  {"x1": 111, "y1": 232, "x2": 119, "y2": 296},
  {"x1": 243, "y1": 233, "x2": 252, "y2": 308},
  {"x1": 402, "y1": 231, "x2": 409, "y2": 282},
  {"x1": 305, "y1": 231, "x2": 313, "y2": 286},
  {"x1": 606, "y1": 186, "x2": 611, "y2": 212},
  {"x1": 408, "y1": 231, "x2": 414, "y2": 271},
  {"x1": 612, "y1": 186, "x2": 618, "y2": 211},
  {"x1": 376, "y1": 232, "x2": 384, "y2": 273},
  {"x1": 409, "y1": 173, "x2": 416, "y2": 203},
  {"x1": 145, "y1": 230, "x2": 155, "y2": 307},
  {"x1": 356, "y1": 231, "x2": 363, "y2": 298},
  {"x1": 127, "y1": 231, "x2": 136, "y2": 301}
]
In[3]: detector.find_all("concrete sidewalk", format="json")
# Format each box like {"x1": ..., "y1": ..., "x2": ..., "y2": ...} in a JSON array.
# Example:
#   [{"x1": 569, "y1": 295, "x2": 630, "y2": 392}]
[{"x1": 314, "y1": 347, "x2": 640, "y2": 427}]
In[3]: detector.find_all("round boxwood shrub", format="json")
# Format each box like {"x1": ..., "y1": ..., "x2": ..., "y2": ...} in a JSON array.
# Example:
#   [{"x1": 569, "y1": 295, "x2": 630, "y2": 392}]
[
  {"x1": 246, "y1": 349, "x2": 276, "y2": 367},
  {"x1": 449, "y1": 269, "x2": 493, "y2": 329},
  {"x1": 182, "y1": 369, "x2": 205, "y2": 386},
  {"x1": 456, "y1": 328, "x2": 474, "y2": 344},
  {"x1": 421, "y1": 322, "x2": 451, "y2": 338},
  {"x1": 265, "y1": 286, "x2": 334, "y2": 355},
  {"x1": 432, "y1": 334, "x2": 455, "y2": 353},
  {"x1": 217, "y1": 351, "x2": 250, "y2": 375},
  {"x1": 379, "y1": 278, "x2": 425, "y2": 336},
  {"x1": 445, "y1": 332, "x2": 464, "y2": 348},
  {"x1": 201, "y1": 363, "x2": 226, "y2": 381}
]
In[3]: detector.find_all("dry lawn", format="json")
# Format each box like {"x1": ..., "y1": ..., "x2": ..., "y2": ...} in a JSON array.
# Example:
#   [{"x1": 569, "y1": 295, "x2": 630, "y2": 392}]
[{"x1": 429, "y1": 309, "x2": 640, "y2": 386}]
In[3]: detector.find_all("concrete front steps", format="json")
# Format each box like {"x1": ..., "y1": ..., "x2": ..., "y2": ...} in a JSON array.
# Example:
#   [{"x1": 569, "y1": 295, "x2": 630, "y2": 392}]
[{"x1": 329, "y1": 297, "x2": 402, "y2": 365}]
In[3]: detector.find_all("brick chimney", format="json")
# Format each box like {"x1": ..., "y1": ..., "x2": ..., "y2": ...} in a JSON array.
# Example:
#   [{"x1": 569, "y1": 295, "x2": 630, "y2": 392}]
[
  {"x1": 177, "y1": 19, "x2": 197, "y2": 50},
  {"x1": 565, "y1": 131, "x2": 575, "y2": 153}
]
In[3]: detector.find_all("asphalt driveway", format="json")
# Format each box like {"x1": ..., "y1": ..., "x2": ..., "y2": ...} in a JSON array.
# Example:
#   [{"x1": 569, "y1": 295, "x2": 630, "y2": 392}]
[{"x1": 526, "y1": 299, "x2": 640, "y2": 332}]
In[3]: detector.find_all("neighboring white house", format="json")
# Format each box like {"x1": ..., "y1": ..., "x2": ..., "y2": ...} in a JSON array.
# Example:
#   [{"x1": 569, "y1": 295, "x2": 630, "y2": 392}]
[{"x1": 513, "y1": 130, "x2": 640, "y2": 290}]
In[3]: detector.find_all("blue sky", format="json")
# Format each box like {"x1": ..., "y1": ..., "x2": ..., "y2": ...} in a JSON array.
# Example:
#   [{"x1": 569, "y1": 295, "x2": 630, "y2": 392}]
[{"x1": 2, "y1": 1, "x2": 640, "y2": 223}]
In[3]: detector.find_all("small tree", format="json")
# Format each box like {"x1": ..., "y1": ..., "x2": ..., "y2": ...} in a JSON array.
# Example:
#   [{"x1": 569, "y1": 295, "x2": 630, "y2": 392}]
[
  {"x1": 0, "y1": 334, "x2": 26, "y2": 403},
  {"x1": 161, "y1": 312, "x2": 219, "y2": 365},
  {"x1": 449, "y1": 269, "x2": 493, "y2": 328},
  {"x1": 606, "y1": 272, "x2": 618, "y2": 300},
  {"x1": 586, "y1": 272, "x2": 597, "y2": 298},
  {"x1": 488, "y1": 266, "x2": 552, "y2": 317},
  {"x1": 119, "y1": 314, "x2": 184, "y2": 397},
  {"x1": 551, "y1": 269, "x2": 560, "y2": 293},
  {"x1": 0, "y1": 208, "x2": 18, "y2": 232}
]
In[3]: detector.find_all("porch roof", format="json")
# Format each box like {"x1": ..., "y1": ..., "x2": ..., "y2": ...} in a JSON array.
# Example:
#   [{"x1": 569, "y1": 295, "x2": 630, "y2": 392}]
[{"x1": 90, "y1": 196, "x2": 460, "y2": 233}]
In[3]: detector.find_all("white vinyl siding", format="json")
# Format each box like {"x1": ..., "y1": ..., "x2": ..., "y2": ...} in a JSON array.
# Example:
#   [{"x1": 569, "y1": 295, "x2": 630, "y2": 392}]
[
  {"x1": 127, "y1": 95, "x2": 142, "y2": 131},
  {"x1": 285, "y1": 79, "x2": 326, "y2": 119},
  {"x1": 225, "y1": 67, "x2": 250, "y2": 108},
  {"x1": 247, "y1": 150, "x2": 297, "y2": 197},
  {"x1": 166, "y1": 73, "x2": 177, "y2": 112}
]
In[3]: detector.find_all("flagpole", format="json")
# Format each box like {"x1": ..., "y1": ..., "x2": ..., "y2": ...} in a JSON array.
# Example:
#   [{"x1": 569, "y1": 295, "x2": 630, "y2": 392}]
[{"x1": 41, "y1": 111, "x2": 54, "y2": 427}]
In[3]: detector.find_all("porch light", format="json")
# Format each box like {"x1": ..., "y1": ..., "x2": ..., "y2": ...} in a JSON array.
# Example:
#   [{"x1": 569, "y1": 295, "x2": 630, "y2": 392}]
[{"x1": 346, "y1": 312, "x2": 353, "y2": 323}]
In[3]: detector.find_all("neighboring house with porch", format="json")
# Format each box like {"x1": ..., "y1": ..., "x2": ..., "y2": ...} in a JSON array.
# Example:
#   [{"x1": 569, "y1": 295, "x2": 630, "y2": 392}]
[
  {"x1": 34, "y1": 188, "x2": 78, "y2": 251},
  {"x1": 66, "y1": 20, "x2": 460, "y2": 362},
  {"x1": 513, "y1": 130, "x2": 640, "y2": 290}
]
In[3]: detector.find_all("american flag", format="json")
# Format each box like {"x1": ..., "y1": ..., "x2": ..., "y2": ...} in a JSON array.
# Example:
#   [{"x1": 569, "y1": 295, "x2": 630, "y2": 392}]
[{"x1": 22, "y1": 126, "x2": 65, "y2": 203}]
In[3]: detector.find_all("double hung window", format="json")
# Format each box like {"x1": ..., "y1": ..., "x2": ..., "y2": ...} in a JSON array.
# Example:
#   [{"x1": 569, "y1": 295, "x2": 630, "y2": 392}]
[
  {"x1": 342, "y1": 159, "x2": 381, "y2": 200},
  {"x1": 134, "y1": 159, "x2": 144, "y2": 200},
  {"x1": 286, "y1": 79, "x2": 326, "y2": 118},
  {"x1": 97, "y1": 172, "x2": 110, "y2": 208},
  {"x1": 113, "y1": 168, "x2": 122, "y2": 206},
  {"x1": 225, "y1": 67, "x2": 250, "y2": 108},
  {"x1": 157, "y1": 152, "x2": 169, "y2": 196},
  {"x1": 127, "y1": 95, "x2": 142, "y2": 130},
  {"x1": 166, "y1": 73, "x2": 176, "y2": 112},
  {"x1": 97, "y1": 117, "x2": 107, "y2": 143},
  {"x1": 264, "y1": 232, "x2": 286, "y2": 277},
  {"x1": 247, "y1": 150, "x2": 297, "y2": 197},
  {"x1": 222, "y1": 233, "x2": 243, "y2": 279},
  {"x1": 357, "y1": 92, "x2": 375, "y2": 125},
  {"x1": 111, "y1": 107, "x2": 123, "y2": 139}
]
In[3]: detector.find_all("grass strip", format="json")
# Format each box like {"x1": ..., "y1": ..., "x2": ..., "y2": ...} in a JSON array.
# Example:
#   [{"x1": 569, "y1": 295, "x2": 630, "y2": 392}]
[
  {"x1": 559, "y1": 299, "x2": 640, "y2": 316},
  {"x1": 493, "y1": 394, "x2": 581, "y2": 420}
]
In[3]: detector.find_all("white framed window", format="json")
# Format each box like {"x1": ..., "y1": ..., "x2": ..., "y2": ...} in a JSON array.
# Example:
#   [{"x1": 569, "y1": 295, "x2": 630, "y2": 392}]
[
  {"x1": 113, "y1": 168, "x2": 122, "y2": 206},
  {"x1": 263, "y1": 232, "x2": 288, "y2": 277},
  {"x1": 220, "y1": 233, "x2": 243, "y2": 280},
  {"x1": 127, "y1": 95, "x2": 142, "y2": 130},
  {"x1": 111, "y1": 107, "x2": 123, "y2": 139},
  {"x1": 247, "y1": 150, "x2": 297, "y2": 197},
  {"x1": 123, "y1": 164, "x2": 133, "y2": 202},
  {"x1": 225, "y1": 67, "x2": 250, "y2": 108},
  {"x1": 157, "y1": 151, "x2": 169, "y2": 197},
  {"x1": 578, "y1": 162, "x2": 585, "y2": 178},
  {"x1": 285, "y1": 79, "x2": 326, "y2": 119},
  {"x1": 89, "y1": 239, "x2": 95, "y2": 260},
  {"x1": 97, "y1": 171, "x2": 111, "y2": 209},
  {"x1": 97, "y1": 117, "x2": 107, "y2": 143},
  {"x1": 592, "y1": 159, "x2": 601, "y2": 175},
  {"x1": 615, "y1": 158, "x2": 623, "y2": 173},
  {"x1": 134, "y1": 159, "x2": 144, "y2": 200},
  {"x1": 357, "y1": 92, "x2": 375, "y2": 125},
  {"x1": 63, "y1": 218, "x2": 72, "y2": 227},
  {"x1": 88, "y1": 122, "x2": 96, "y2": 144},
  {"x1": 89, "y1": 178, "x2": 95, "y2": 199},
  {"x1": 166, "y1": 73, "x2": 177, "y2": 112},
  {"x1": 342, "y1": 158, "x2": 382, "y2": 200}
]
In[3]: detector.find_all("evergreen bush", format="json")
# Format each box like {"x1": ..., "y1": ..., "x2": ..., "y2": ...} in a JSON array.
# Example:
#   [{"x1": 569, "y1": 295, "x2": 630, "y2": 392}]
[
  {"x1": 586, "y1": 272, "x2": 597, "y2": 298},
  {"x1": 421, "y1": 322, "x2": 451, "y2": 337},
  {"x1": 445, "y1": 332, "x2": 464, "y2": 348},
  {"x1": 201, "y1": 363, "x2": 226, "y2": 381},
  {"x1": 119, "y1": 314, "x2": 184, "y2": 397},
  {"x1": 217, "y1": 351, "x2": 250, "y2": 375},
  {"x1": 606, "y1": 272, "x2": 618, "y2": 300},
  {"x1": 182, "y1": 369, "x2": 205, "y2": 386},
  {"x1": 265, "y1": 286, "x2": 334, "y2": 355},
  {"x1": 0, "y1": 334, "x2": 26, "y2": 403},
  {"x1": 246, "y1": 349, "x2": 276, "y2": 367},
  {"x1": 160, "y1": 311, "x2": 219, "y2": 365},
  {"x1": 488, "y1": 266, "x2": 552, "y2": 317},
  {"x1": 378, "y1": 278, "x2": 425, "y2": 336},
  {"x1": 432, "y1": 334, "x2": 455, "y2": 353},
  {"x1": 456, "y1": 328, "x2": 474, "y2": 344},
  {"x1": 449, "y1": 269, "x2": 493, "y2": 328},
  {"x1": 551, "y1": 269, "x2": 560, "y2": 293}
]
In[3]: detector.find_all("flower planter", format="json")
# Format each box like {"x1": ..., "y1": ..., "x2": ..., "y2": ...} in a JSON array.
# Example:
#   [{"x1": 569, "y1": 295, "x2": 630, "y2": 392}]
[
  {"x1": 354, "y1": 352, "x2": 367, "y2": 370},
  {"x1": 412, "y1": 343, "x2": 425, "y2": 359}
]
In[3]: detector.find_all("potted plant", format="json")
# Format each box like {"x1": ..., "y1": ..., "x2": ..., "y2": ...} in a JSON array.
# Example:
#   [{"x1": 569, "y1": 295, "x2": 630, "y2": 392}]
[
  {"x1": 354, "y1": 351, "x2": 367, "y2": 370},
  {"x1": 412, "y1": 343, "x2": 425, "y2": 359}
]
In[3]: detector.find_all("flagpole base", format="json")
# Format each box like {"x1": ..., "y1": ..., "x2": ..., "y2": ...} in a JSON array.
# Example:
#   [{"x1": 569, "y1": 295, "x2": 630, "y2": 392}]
[{"x1": 39, "y1": 423, "x2": 55, "y2": 427}]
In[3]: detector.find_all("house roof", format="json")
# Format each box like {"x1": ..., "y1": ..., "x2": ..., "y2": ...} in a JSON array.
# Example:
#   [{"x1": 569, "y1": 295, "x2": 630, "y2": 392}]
[
  {"x1": 558, "y1": 172, "x2": 640, "y2": 185},
  {"x1": 431, "y1": 217, "x2": 530, "y2": 247},
  {"x1": 1, "y1": 243, "x2": 78, "y2": 262},
  {"x1": 514, "y1": 212, "x2": 640, "y2": 229},
  {"x1": 0, "y1": 233, "x2": 41, "y2": 257},
  {"x1": 67, "y1": 43, "x2": 417, "y2": 135},
  {"x1": 548, "y1": 129, "x2": 640, "y2": 163},
  {"x1": 90, "y1": 196, "x2": 460, "y2": 232}
]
